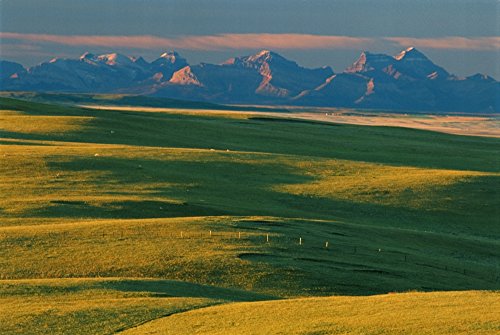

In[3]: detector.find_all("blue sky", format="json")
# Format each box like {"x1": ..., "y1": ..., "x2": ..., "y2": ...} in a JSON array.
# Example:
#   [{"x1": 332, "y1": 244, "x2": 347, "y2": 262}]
[{"x1": 1, "y1": 0, "x2": 498, "y2": 78}]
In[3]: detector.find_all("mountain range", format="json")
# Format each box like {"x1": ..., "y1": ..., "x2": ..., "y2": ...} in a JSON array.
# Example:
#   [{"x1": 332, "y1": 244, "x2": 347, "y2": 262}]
[{"x1": 1, "y1": 48, "x2": 498, "y2": 112}]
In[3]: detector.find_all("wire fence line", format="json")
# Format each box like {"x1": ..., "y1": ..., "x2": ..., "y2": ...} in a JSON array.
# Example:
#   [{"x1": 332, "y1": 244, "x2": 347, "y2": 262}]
[
  {"x1": 2, "y1": 228, "x2": 499, "y2": 283},
  {"x1": 146, "y1": 230, "x2": 500, "y2": 283}
]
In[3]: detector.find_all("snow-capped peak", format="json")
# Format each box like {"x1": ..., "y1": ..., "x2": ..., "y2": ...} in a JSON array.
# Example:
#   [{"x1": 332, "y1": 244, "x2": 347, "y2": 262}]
[
  {"x1": 256, "y1": 49, "x2": 271, "y2": 57},
  {"x1": 79, "y1": 52, "x2": 95, "y2": 60},
  {"x1": 158, "y1": 51, "x2": 181, "y2": 63},
  {"x1": 160, "y1": 50, "x2": 179, "y2": 58},
  {"x1": 345, "y1": 51, "x2": 394, "y2": 73},
  {"x1": 96, "y1": 53, "x2": 133, "y2": 66},
  {"x1": 394, "y1": 47, "x2": 427, "y2": 61},
  {"x1": 246, "y1": 50, "x2": 287, "y2": 64}
]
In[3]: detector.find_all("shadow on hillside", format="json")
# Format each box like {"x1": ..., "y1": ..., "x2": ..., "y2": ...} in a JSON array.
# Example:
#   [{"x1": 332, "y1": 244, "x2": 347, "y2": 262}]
[
  {"x1": 100, "y1": 279, "x2": 276, "y2": 301},
  {"x1": 2, "y1": 97, "x2": 499, "y2": 172},
  {"x1": 32, "y1": 155, "x2": 314, "y2": 219},
  {"x1": 24, "y1": 154, "x2": 494, "y2": 238},
  {"x1": 31, "y1": 199, "x2": 227, "y2": 219}
]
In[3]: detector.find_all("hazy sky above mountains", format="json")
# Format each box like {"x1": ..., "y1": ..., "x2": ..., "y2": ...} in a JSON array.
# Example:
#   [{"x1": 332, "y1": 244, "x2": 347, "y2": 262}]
[{"x1": 1, "y1": 0, "x2": 498, "y2": 78}]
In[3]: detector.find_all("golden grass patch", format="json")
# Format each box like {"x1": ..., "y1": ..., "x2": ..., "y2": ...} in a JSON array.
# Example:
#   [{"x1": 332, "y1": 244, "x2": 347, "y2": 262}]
[
  {"x1": 121, "y1": 291, "x2": 500, "y2": 335},
  {"x1": 81, "y1": 105, "x2": 255, "y2": 119},
  {"x1": 0, "y1": 110, "x2": 93, "y2": 134},
  {"x1": 0, "y1": 216, "x2": 275, "y2": 292},
  {"x1": 0, "y1": 281, "x2": 215, "y2": 335}
]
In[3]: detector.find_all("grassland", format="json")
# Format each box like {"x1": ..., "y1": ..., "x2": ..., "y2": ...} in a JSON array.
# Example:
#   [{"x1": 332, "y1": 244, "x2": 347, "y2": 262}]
[
  {"x1": 121, "y1": 291, "x2": 500, "y2": 335},
  {"x1": 0, "y1": 278, "x2": 272, "y2": 335},
  {"x1": 0, "y1": 96, "x2": 499, "y2": 334}
]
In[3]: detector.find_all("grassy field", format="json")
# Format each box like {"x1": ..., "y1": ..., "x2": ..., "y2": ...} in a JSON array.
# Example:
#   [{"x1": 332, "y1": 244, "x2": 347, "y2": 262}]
[
  {"x1": 0, "y1": 96, "x2": 499, "y2": 333},
  {"x1": 121, "y1": 291, "x2": 500, "y2": 335},
  {"x1": 0, "y1": 278, "x2": 272, "y2": 335}
]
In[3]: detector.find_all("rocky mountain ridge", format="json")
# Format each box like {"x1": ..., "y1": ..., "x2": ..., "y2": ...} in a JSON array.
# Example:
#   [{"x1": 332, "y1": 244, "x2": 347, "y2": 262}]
[{"x1": 1, "y1": 48, "x2": 498, "y2": 112}]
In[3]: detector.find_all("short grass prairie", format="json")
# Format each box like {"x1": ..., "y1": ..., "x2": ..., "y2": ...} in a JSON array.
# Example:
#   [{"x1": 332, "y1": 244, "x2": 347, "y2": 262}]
[
  {"x1": 0, "y1": 277, "x2": 272, "y2": 335},
  {"x1": 120, "y1": 291, "x2": 500, "y2": 335},
  {"x1": 0, "y1": 95, "x2": 499, "y2": 334}
]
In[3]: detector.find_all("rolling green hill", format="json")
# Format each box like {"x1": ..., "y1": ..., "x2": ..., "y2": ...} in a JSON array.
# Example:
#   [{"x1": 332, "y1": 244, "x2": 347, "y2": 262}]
[
  {"x1": 0, "y1": 96, "x2": 499, "y2": 334},
  {"x1": 0, "y1": 91, "x2": 288, "y2": 112}
]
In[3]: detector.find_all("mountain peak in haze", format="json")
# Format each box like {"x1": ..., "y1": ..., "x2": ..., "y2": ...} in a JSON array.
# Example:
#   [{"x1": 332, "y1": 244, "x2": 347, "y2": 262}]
[
  {"x1": 1, "y1": 49, "x2": 497, "y2": 112},
  {"x1": 96, "y1": 53, "x2": 133, "y2": 66},
  {"x1": 393, "y1": 47, "x2": 449, "y2": 79},
  {"x1": 153, "y1": 51, "x2": 188, "y2": 66},
  {"x1": 222, "y1": 50, "x2": 297, "y2": 71},
  {"x1": 169, "y1": 66, "x2": 203, "y2": 86},
  {"x1": 79, "y1": 52, "x2": 99, "y2": 65},
  {"x1": 251, "y1": 49, "x2": 273, "y2": 58},
  {"x1": 466, "y1": 73, "x2": 496, "y2": 82},
  {"x1": 79, "y1": 52, "x2": 137, "y2": 67},
  {"x1": 79, "y1": 52, "x2": 95, "y2": 60},
  {"x1": 345, "y1": 51, "x2": 394, "y2": 73},
  {"x1": 394, "y1": 47, "x2": 429, "y2": 61},
  {"x1": 247, "y1": 49, "x2": 287, "y2": 63},
  {"x1": 0, "y1": 60, "x2": 27, "y2": 81},
  {"x1": 159, "y1": 51, "x2": 183, "y2": 63},
  {"x1": 345, "y1": 47, "x2": 450, "y2": 81},
  {"x1": 150, "y1": 51, "x2": 189, "y2": 81},
  {"x1": 131, "y1": 56, "x2": 149, "y2": 67}
]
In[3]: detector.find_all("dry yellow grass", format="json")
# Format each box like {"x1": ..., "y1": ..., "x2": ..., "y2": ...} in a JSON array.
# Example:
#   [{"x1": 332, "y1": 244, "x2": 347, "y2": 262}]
[
  {"x1": 0, "y1": 277, "x2": 239, "y2": 335},
  {"x1": 121, "y1": 291, "x2": 500, "y2": 335},
  {"x1": 270, "y1": 111, "x2": 500, "y2": 138},
  {"x1": 80, "y1": 105, "x2": 255, "y2": 119},
  {"x1": 0, "y1": 216, "x2": 276, "y2": 291},
  {"x1": 0, "y1": 110, "x2": 93, "y2": 134}
]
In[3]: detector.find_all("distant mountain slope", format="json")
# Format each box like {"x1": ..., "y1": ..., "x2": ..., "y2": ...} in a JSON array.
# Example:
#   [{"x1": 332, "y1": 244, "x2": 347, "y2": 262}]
[
  {"x1": 0, "y1": 60, "x2": 27, "y2": 81},
  {"x1": 1, "y1": 48, "x2": 498, "y2": 112}
]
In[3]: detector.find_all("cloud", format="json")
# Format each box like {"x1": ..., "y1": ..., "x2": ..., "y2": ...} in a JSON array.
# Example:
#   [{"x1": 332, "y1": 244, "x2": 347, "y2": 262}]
[
  {"x1": 0, "y1": 32, "x2": 372, "y2": 50},
  {"x1": 176, "y1": 34, "x2": 373, "y2": 50},
  {"x1": 2, "y1": 32, "x2": 498, "y2": 53},
  {"x1": 386, "y1": 36, "x2": 500, "y2": 51}
]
